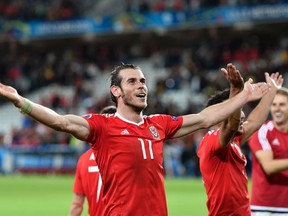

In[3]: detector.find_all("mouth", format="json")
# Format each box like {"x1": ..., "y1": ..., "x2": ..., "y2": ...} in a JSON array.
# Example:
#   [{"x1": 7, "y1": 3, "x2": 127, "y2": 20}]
[
  {"x1": 136, "y1": 93, "x2": 146, "y2": 99},
  {"x1": 274, "y1": 112, "x2": 282, "y2": 118}
]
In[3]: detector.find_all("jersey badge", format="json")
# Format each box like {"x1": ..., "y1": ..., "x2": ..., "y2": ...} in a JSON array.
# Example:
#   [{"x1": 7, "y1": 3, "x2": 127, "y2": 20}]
[
  {"x1": 171, "y1": 116, "x2": 178, "y2": 121},
  {"x1": 83, "y1": 114, "x2": 92, "y2": 119},
  {"x1": 149, "y1": 126, "x2": 160, "y2": 139}
]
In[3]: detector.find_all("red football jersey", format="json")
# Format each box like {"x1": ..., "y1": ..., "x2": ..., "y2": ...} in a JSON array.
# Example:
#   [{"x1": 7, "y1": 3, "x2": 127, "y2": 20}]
[
  {"x1": 73, "y1": 149, "x2": 104, "y2": 216},
  {"x1": 197, "y1": 129, "x2": 250, "y2": 216},
  {"x1": 83, "y1": 113, "x2": 183, "y2": 216},
  {"x1": 249, "y1": 121, "x2": 288, "y2": 212}
]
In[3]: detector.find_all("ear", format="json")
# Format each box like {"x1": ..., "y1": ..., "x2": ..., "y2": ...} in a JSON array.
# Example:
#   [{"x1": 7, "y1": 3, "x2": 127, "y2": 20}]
[{"x1": 111, "y1": 85, "x2": 121, "y2": 99}]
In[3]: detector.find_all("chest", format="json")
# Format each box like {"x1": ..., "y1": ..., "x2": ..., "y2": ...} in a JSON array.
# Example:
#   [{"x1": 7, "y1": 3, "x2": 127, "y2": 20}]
[
  {"x1": 267, "y1": 132, "x2": 288, "y2": 158},
  {"x1": 97, "y1": 123, "x2": 166, "y2": 165}
]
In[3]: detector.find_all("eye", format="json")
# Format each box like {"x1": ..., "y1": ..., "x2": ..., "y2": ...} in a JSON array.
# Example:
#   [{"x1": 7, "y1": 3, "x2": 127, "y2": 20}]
[{"x1": 127, "y1": 79, "x2": 136, "y2": 84}]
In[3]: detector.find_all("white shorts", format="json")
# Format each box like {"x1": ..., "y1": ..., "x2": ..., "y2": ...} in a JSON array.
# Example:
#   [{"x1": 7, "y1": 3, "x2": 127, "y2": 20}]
[{"x1": 251, "y1": 212, "x2": 288, "y2": 216}]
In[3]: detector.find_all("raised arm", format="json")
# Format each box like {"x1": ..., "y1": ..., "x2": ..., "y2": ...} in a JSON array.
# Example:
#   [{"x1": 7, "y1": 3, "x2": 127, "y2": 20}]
[
  {"x1": 241, "y1": 72, "x2": 283, "y2": 143},
  {"x1": 0, "y1": 83, "x2": 90, "y2": 141},
  {"x1": 173, "y1": 65, "x2": 271, "y2": 138},
  {"x1": 218, "y1": 64, "x2": 243, "y2": 148}
]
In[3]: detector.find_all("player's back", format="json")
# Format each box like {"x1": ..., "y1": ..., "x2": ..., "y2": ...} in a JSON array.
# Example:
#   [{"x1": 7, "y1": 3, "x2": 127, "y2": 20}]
[{"x1": 76, "y1": 149, "x2": 104, "y2": 216}]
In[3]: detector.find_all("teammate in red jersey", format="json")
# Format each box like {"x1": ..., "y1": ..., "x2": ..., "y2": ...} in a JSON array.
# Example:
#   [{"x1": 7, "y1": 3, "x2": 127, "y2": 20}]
[
  {"x1": 249, "y1": 87, "x2": 288, "y2": 216},
  {"x1": 0, "y1": 63, "x2": 270, "y2": 215},
  {"x1": 197, "y1": 69, "x2": 283, "y2": 216},
  {"x1": 69, "y1": 105, "x2": 116, "y2": 216}
]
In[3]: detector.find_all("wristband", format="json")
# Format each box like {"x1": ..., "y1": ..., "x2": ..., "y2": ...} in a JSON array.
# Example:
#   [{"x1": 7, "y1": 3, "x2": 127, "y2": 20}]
[{"x1": 18, "y1": 99, "x2": 33, "y2": 114}]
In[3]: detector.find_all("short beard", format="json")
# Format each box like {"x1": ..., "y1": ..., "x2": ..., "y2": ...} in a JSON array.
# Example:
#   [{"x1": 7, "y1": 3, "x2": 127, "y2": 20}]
[{"x1": 122, "y1": 94, "x2": 146, "y2": 113}]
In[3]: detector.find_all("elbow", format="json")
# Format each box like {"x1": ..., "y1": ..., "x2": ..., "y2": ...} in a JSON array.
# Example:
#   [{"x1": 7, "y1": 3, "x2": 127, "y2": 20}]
[
  {"x1": 48, "y1": 119, "x2": 68, "y2": 132},
  {"x1": 262, "y1": 166, "x2": 276, "y2": 176}
]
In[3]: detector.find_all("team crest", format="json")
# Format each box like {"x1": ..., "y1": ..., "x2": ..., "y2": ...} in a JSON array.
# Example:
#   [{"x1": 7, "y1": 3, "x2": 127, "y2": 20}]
[{"x1": 149, "y1": 126, "x2": 159, "y2": 139}]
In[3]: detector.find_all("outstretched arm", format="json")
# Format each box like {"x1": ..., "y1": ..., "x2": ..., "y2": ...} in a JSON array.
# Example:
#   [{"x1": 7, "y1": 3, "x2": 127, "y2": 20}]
[
  {"x1": 241, "y1": 72, "x2": 283, "y2": 143},
  {"x1": 0, "y1": 83, "x2": 90, "y2": 141},
  {"x1": 173, "y1": 65, "x2": 271, "y2": 138}
]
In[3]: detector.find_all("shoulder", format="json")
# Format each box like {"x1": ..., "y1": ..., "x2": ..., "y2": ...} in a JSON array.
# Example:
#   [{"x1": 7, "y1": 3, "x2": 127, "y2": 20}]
[
  {"x1": 82, "y1": 113, "x2": 116, "y2": 119},
  {"x1": 79, "y1": 149, "x2": 93, "y2": 160},
  {"x1": 145, "y1": 114, "x2": 181, "y2": 122},
  {"x1": 199, "y1": 129, "x2": 219, "y2": 146},
  {"x1": 257, "y1": 120, "x2": 275, "y2": 135}
]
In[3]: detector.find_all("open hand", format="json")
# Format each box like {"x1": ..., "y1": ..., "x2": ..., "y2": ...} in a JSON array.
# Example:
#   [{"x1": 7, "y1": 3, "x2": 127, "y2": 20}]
[
  {"x1": 0, "y1": 83, "x2": 22, "y2": 107},
  {"x1": 264, "y1": 72, "x2": 283, "y2": 91},
  {"x1": 221, "y1": 63, "x2": 244, "y2": 90},
  {"x1": 244, "y1": 78, "x2": 271, "y2": 102}
]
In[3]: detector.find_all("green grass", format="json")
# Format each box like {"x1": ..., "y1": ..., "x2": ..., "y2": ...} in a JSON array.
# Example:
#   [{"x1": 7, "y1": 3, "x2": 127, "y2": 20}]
[
  {"x1": 166, "y1": 178, "x2": 208, "y2": 215},
  {"x1": 0, "y1": 175, "x2": 209, "y2": 216}
]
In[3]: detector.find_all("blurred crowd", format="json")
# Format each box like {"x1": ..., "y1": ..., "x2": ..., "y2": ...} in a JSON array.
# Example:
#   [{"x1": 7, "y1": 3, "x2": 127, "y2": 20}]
[{"x1": 0, "y1": 0, "x2": 286, "y2": 21}]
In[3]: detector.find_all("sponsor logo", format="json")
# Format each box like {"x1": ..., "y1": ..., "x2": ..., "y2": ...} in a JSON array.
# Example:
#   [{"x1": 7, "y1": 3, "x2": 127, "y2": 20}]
[
  {"x1": 121, "y1": 129, "x2": 130, "y2": 135},
  {"x1": 272, "y1": 138, "x2": 280, "y2": 146}
]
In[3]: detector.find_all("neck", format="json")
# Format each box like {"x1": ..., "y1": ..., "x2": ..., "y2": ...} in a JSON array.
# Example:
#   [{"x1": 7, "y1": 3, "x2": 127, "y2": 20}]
[
  {"x1": 116, "y1": 107, "x2": 143, "y2": 123},
  {"x1": 274, "y1": 121, "x2": 288, "y2": 133}
]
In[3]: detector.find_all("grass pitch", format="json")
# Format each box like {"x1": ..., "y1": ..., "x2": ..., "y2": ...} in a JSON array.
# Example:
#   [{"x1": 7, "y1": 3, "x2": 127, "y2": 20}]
[{"x1": 0, "y1": 175, "x2": 207, "y2": 216}]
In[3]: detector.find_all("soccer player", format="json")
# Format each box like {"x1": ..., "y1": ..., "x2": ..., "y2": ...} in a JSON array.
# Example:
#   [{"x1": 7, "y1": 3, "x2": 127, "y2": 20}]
[
  {"x1": 197, "y1": 69, "x2": 283, "y2": 216},
  {"x1": 0, "y1": 63, "x2": 270, "y2": 215},
  {"x1": 249, "y1": 87, "x2": 288, "y2": 215},
  {"x1": 69, "y1": 105, "x2": 116, "y2": 216}
]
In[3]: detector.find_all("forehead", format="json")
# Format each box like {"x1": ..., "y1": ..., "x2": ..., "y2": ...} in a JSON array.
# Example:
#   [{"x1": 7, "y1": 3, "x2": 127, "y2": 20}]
[
  {"x1": 119, "y1": 68, "x2": 145, "y2": 80},
  {"x1": 273, "y1": 94, "x2": 288, "y2": 103}
]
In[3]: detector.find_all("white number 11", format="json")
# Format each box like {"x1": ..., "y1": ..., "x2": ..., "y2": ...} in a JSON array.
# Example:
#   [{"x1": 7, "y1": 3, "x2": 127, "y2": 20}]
[{"x1": 138, "y1": 138, "x2": 154, "y2": 159}]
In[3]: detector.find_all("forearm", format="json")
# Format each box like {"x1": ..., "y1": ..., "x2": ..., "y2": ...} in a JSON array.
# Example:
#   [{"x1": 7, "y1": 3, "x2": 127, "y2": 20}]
[
  {"x1": 174, "y1": 90, "x2": 247, "y2": 138},
  {"x1": 243, "y1": 92, "x2": 276, "y2": 142},
  {"x1": 262, "y1": 159, "x2": 288, "y2": 175},
  {"x1": 201, "y1": 89, "x2": 249, "y2": 127},
  {"x1": 69, "y1": 194, "x2": 85, "y2": 216},
  {"x1": 69, "y1": 203, "x2": 84, "y2": 216},
  {"x1": 227, "y1": 88, "x2": 242, "y2": 131},
  {"x1": 16, "y1": 97, "x2": 89, "y2": 140},
  {"x1": 17, "y1": 97, "x2": 68, "y2": 131},
  {"x1": 247, "y1": 90, "x2": 275, "y2": 125}
]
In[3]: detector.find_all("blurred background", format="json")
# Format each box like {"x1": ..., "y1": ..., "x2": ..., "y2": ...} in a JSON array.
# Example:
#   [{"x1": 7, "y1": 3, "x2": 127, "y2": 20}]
[{"x1": 0, "y1": 0, "x2": 288, "y2": 178}]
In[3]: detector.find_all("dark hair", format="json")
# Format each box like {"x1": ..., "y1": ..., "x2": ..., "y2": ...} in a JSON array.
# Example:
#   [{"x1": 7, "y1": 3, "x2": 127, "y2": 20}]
[
  {"x1": 206, "y1": 88, "x2": 230, "y2": 107},
  {"x1": 100, "y1": 105, "x2": 117, "y2": 114},
  {"x1": 110, "y1": 63, "x2": 140, "y2": 104}
]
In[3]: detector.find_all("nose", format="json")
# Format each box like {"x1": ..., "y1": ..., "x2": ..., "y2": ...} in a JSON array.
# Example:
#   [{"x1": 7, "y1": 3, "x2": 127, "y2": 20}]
[{"x1": 137, "y1": 81, "x2": 146, "y2": 89}]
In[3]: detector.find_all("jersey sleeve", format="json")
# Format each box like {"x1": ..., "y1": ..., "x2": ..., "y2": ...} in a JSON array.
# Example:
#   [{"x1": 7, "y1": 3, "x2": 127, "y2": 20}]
[
  {"x1": 160, "y1": 115, "x2": 183, "y2": 139},
  {"x1": 81, "y1": 114, "x2": 103, "y2": 146},
  {"x1": 248, "y1": 124, "x2": 271, "y2": 154}
]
